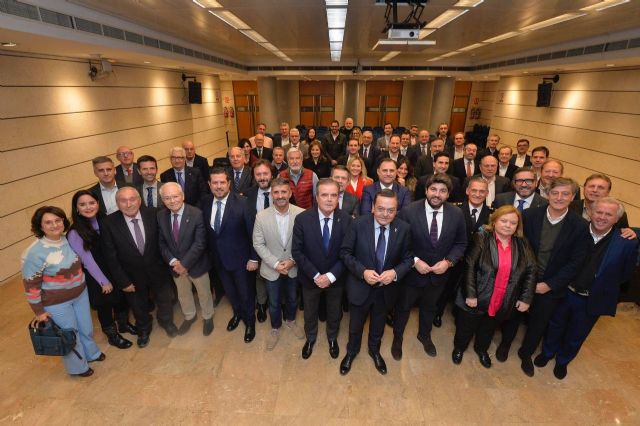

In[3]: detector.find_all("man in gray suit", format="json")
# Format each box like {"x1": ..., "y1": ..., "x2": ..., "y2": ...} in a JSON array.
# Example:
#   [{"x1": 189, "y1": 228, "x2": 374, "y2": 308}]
[
  {"x1": 492, "y1": 167, "x2": 548, "y2": 211},
  {"x1": 331, "y1": 165, "x2": 360, "y2": 218},
  {"x1": 158, "y1": 182, "x2": 214, "y2": 336},
  {"x1": 253, "y1": 177, "x2": 306, "y2": 351}
]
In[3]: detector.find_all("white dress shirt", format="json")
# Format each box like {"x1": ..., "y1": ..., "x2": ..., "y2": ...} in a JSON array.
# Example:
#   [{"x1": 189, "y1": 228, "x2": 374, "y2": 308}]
[
  {"x1": 125, "y1": 211, "x2": 146, "y2": 245},
  {"x1": 425, "y1": 202, "x2": 444, "y2": 240},
  {"x1": 100, "y1": 183, "x2": 119, "y2": 214},
  {"x1": 210, "y1": 193, "x2": 229, "y2": 231}
]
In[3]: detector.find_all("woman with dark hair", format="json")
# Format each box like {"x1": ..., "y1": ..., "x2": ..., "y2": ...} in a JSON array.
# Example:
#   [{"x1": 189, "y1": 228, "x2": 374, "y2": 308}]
[
  {"x1": 304, "y1": 126, "x2": 319, "y2": 145},
  {"x1": 452, "y1": 205, "x2": 536, "y2": 368},
  {"x1": 22, "y1": 206, "x2": 104, "y2": 377},
  {"x1": 238, "y1": 138, "x2": 257, "y2": 167},
  {"x1": 303, "y1": 140, "x2": 332, "y2": 178},
  {"x1": 68, "y1": 190, "x2": 134, "y2": 349},
  {"x1": 396, "y1": 158, "x2": 417, "y2": 199}
]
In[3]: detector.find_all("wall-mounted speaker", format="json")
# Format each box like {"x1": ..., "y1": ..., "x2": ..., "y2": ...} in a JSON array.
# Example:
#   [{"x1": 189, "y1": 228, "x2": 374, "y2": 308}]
[
  {"x1": 536, "y1": 82, "x2": 553, "y2": 107},
  {"x1": 188, "y1": 81, "x2": 202, "y2": 104}
]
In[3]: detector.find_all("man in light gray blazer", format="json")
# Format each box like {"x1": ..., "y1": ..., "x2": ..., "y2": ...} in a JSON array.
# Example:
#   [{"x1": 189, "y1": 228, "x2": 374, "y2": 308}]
[
  {"x1": 158, "y1": 182, "x2": 214, "y2": 336},
  {"x1": 253, "y1": 177, "x2": 306, "y2": 350}
]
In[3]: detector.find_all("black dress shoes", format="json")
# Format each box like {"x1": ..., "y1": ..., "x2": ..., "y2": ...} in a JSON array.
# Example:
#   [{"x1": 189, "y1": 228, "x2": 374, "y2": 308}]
[
  {"x1": 302, "y1": 340, "x2": 315, "y2": 359},
  {"x1": 368, "y1": 349, "x2": 387, "y2": 375},
  {"x1": 534, "y1": 353, "x2": 551, "y2": 368},
  {"x1": 417, "y1": 334, "x2": 437, "y2": 357},
  {"x1": 137, "y1": 333, "x2": 150, "y2": 348},
  {"x1": 476, "y1": 351, "x2": 492, "y2": 368},
  {"x1": 118, "y1": 322, "x2": 138, "y2": 335},
  {"x1": 391, "y1": 336, "x2": 403, "y2": 361},
  {"x1": 162, "y1": 323, "x2": 179, "y2": 338},
  {"x1": 340, "y1": 353, "x2": 355, "y2": 375},
  {"x1": 244, "y1": 325, "x2": 256, "y2": 343},
  {"x1": 256, "y1": 304, "x2": 268, "y2": 323},
  {"x1": 553, "y1": 363, "x2": 568, "y2": 380},
  {"x1": 89, "y1": 353, "x2": 106, "y2": 363},
  {"x1": 519, "y1": 351, "x2": 535, "y2": 377},
  {"x1": 452, "y1": 349, "x2": 464, "y2": 365},
  {"x1": 227, "y1": 315, "x2": 241, "y2": 331},
  {"x1": 203, "y1": 318, "x2": 214, "y2": 336},
  {"x1": 74, "y1": 368, "x2": 94, "y2": 377},
  {"x1": 328, "y1": 339, "x2": 339, "y2": 359},
  {"x1": 178, "y1": 317, "x2": 197, "y2": 335},
  {"x1": 495, "y1": 343, "x2": 510, "y2": 362},
  {"x1": 433, "y1": 315, "x2": 442, "y2": 328}
]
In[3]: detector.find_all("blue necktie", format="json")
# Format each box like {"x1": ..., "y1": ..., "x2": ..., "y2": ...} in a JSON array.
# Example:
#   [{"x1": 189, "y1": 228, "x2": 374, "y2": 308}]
[
  {"x1": 234, "y1": 171, "x2": 241, "y2": 190},
  {"x1": 430, "y1": 212, "x2": 439, "y2": 246},
  {"x1": 146, "y1": 187, "x2": 153, "y2": 207},
  {"x1": 176, "y1": 171, "x2": 185, "y2": 190},
  {"x1": 322, "y1": 217, "x2": 330, "y2": 254},
  {"x1": 517, "y1": 199, "x2": 526, "y2": 212},
  {"x1": 214, "y1": 200, "x2": 222, "y2": 234},
  {"x1": 375, "y1": 226, "x2": 386, "y2": 274}
]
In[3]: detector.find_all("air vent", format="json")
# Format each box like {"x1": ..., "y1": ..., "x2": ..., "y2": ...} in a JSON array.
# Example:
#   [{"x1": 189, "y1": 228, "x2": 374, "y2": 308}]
[
  {"x1": 172, "y1": 45, "x2": 185, "y2": 54},
  {"x1": 103, "y1": 25, "x2": 125, "y2": 40},
  {"x1": 194, "y1": 51, "x2": 203, "y2": 59},
  {"x1": 605, "y1": 40, "x2": 628, "y2": 51},
  {"x1": 0, "y1": 0, "x2": 39, "y2": 20},
  {"x1": 74, "y1": 17, "x2": 102, "y2": 35},
  {"x1": 158, "y1": 40, "x2": 172, "y2": 51},
  {"x1": 551, "y1": 50, "x2": 566, "y2": 59},
  {"x1": 566, "y1": 47, "x2": 583, "y2": 57},
  {"x1": 184, "y1": 48, "x2": 194, "y2": 57},
  {"x1": 124, "y1": 31, "x2": 143, "y2": 44},
  {"x1": 630, "y1": 38, "x2": 640, "y2": 48},
  {"x1": 39, "y1": 8, "x2": 73, "y2": 28},
  {"x1": 143, "y1": 36, "x2": 159, "y2": 48},
  {"x1": 584, "y1": 44, "x2": 605, "y2": 54}
]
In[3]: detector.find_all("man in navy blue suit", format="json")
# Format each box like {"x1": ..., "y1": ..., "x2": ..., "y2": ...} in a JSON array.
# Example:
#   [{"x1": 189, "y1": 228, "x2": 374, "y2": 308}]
[
  {"x1": 339, "y1": 190, "x2": 414, "y2": 376},
  {"x1": 534, "y1": 197, "x2": 638, "y2": 380},
  {"x1": 160, "y1": 146, "x2": 207, "y2": 206},
  {"x1": 292, "y1": 178, "x2": 352, "y2": 360},
  {"x1": 360, "y1": 158, "x2": 411, "y2": 215},
  {"x1": 201, "y1": 167, "x2": 259, "y2": 343},
  {"x1": 392, "y1": 173, "x2": 467, "y2": 360}
]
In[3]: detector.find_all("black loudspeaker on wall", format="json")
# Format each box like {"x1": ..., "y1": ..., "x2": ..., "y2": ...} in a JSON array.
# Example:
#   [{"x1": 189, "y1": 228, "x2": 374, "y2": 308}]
[
  {"x1": 188, "y1": 81, "x2": 202, "y2": 104},
  {"x1": 536, "y1": 83, "x2": 553, "y2": 107}
]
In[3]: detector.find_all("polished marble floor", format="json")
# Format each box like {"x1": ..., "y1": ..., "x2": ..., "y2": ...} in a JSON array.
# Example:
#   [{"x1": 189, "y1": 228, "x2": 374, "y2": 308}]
[{"x1": 1, "y1": 275, "x2": 639, "y2": 425}]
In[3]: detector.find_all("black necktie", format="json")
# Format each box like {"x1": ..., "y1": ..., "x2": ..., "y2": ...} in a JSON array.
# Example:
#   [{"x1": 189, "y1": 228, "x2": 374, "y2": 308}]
[
  {"x1": 430, "y1": 212, "x2": 438, "y2": 246},
  {"x1": 375, "y1": 226, "x2": 386, "y2": 274},
  {"x1": 263, "y1": 191, "x2": 270, "y2": 209}
]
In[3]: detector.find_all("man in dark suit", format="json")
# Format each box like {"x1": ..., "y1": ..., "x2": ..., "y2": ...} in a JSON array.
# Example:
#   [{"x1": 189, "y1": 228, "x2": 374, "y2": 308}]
[
  {"x1": 392, "y1": 174, "x2": 467, "y2": 360},
  {"x1": 322, "y1": 120, "x2": 347, "y2": 165},
  {"x1": 414, "y1": 152, "x2": 463, "y2": 203},
  {"x1": 359, "y1": 131, "x2": 379, "y2": 178},
  {"x1": 415, "y1": 138, "x2": 450, "y2": 178},
  {"x1": 497, "y1": 147, "x2": 518, "y2": 181},
  {"x1": 452, "y1": 143, "x2": 480, "y2": 182},
  {"x1": 157, "y1": 182, "x2": 214, "y2": 337},
  {"x1": 331, "y1": 166, "x2": 360, "y2": 218},
  {"x1": 497, "y1": 177, "x2": 590, "y2": 377},
  {"x1": 510, "y1": 138, "x2": 532, "y2": 168},
  {"x1": 569, "y1": 173, "x2": 630, "y2": 228},
  {"x1": 272, "y1": 122, "x2": 291, "y2": 148},
  {"x1": 535, "y1": 197, "x2": 638, "y2": 380},
  {"x1": 160, "y1": 146, "x2": 207, "y2": 206},
  {"x1": 431, "y1": 123, "x2": 454, "y2": 150},
  {"x1": 293, "y1": 179, "x2": 353, "y2": 360},
  {"x1": 271, "y1": 147, "x2": 288, "y2": 175},
  {"x1": 339, "y1": 189, "x2": 413, "y2": 375},
  {"x1": 201, "y1": 167, "x2": 259, "y2": 343},
  {"x1": 227, "y1": 147, "x2": 254, "y2": 195},
  {"x1": 90, "y1": 156, "x2": 129, "y2": 215},
  {"x1": 136, "y1": 155, "x2": 164, "y2": 210},
  {"x1": 101, "y1": 187, "x2": 178, "y2": 348},
  {"x1": 115, "y1": 146, "x2": 143, "y2": 186},
  {"x1": 492, "y1": 167, "x2": 548, "y2": 211},
  {"x1": 337, "y1": 138, "x2": 360, "y2": 166},
  {"x1": 464, "y1": 155, "x2": 511, "y2": 206},
  {"x1": 251, "y1": 133, "x2": 273, "y2": 162},
  {"x1": 360, "y1": 158, "x2": 411, "y2": 215},
  {"x1": 373, "y1": 135, "x2": 405, "y2": 174},
  {"x1": 183, "y1": 140, "x2": 211, "y2": 182},
  {"x1": 478, "y1": 134, "x2": 500, "y2": 160},
  {"x1": 244, "y1": 159, "x2": 274, "y2": 323},
  {"x1": 407, "y1": 130, "x2": 431, "y2": 167}
]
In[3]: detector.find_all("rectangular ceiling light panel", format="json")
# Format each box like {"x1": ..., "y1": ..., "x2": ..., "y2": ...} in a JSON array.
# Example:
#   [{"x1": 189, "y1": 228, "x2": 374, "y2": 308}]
[
  {"x1": 326, "y1": 8, "x2": 347, "y2": 28},
  {"x1": 483, "y1": 31, "x2": 520, "y2": 43},
  {"x1": 209, "y1": 10, "x2": 250, "y2": 30},
  {"x1": 581, "y1": 0, "x2": 630, "y2": 12},
  {"x1": 520, "y1": 13, "x2": 586, "y2": 32},
  {"x1": 425, "y1": 8, "x2": 469, "y2": 28}
]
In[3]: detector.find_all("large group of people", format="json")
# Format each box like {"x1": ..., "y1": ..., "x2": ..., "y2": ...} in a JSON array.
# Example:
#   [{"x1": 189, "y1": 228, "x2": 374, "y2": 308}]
[{"x1": 22, "y1": 119, "x2": 638, "y2": 382}]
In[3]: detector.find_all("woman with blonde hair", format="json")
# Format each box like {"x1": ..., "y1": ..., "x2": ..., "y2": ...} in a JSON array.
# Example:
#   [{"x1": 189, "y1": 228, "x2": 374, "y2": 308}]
[
  {"x1": 345, "y1": 156, "x2": 373, "y2": 201},
  {"x1": 452, "y1": 205, "x2": 536, "y2": 368}
]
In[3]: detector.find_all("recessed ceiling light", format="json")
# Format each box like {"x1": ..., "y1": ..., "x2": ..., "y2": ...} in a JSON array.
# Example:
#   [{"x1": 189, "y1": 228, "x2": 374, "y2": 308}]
[
  {"x1": 379, "y1": 51, "x2": 401, "y2": 62},
  {"x1": 425, "y1": 9, "x2": 469, "y2": 29},
  {"x1": 454, "y1": 0, "x2": 484, "y2": 6},
  {"x1": 483, "y1": 31, "x2": 520, "y2": 44},
  {"x1": 209, "y1": 10, "x2": 249, "y2": 30},
  {"x1": 143, "y1": 61, "x2": 151, "y2": 64},
  {"x1": 523, "y1": 71, "x2": 529, "y2": 73},
  {"x1": 581, "y1": 0, "x2": 630, "y2": 12},
  {"x1": 1, "y1": 42, "x2": 17, "y2": 47},
  {"x1": 520, "y1": 13, "x2": 586, "y2": 32},
  {"x1": 606, "y1": 63, "x2": 615, "y2": 67}
]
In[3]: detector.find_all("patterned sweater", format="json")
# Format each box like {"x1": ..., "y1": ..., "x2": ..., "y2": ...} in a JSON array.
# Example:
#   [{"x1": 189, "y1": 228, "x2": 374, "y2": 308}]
[{"x1": 21, "y1": 237, "x2": 86, "y2": 316}]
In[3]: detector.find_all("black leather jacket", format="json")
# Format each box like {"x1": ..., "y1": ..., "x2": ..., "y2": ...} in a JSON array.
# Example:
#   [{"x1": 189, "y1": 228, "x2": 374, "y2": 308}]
[{"x1": 457, "y1": 231, "x2": 536, "y2": 320}]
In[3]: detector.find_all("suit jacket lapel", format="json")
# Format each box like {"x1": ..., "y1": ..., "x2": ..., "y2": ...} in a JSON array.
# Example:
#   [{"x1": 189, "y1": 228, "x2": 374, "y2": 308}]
[
  {"x1": 118, "y1": 213, "x2": 138, "y2": 251},
  {"x1": 385, "y1": 220, "x2": 399, "y2": 268},
  {"x1": 219, "y1": 194, "x2": 233, "y2": 234}
]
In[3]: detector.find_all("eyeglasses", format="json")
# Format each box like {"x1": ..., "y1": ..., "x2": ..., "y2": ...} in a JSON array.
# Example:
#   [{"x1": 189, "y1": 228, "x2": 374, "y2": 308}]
[
  {"x1": 117, "y1": 152, "x2": 133, "y2": 157},
  {"x1": 514, "y1": 179, "x2": 535, "y2": 185},
  {"x1": 170, "y1": 156, "x2": 186, "y2": 160}
]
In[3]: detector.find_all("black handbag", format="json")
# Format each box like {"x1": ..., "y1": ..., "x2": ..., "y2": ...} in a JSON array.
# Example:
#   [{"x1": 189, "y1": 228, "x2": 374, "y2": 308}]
[{"x1": 29, "y1": 318, "x2": 82, "y2": 359}]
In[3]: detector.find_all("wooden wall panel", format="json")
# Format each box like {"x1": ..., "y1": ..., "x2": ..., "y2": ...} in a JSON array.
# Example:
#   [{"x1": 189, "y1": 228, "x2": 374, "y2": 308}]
[
  {"x1": 487, "y1": 69, "x2": 640, "y2": 225},
  {"x1": 0, "y1": 53, "x2": 225, "y2": 283}
]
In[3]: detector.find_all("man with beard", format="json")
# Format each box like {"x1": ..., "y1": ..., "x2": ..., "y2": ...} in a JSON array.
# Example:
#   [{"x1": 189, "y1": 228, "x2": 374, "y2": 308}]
[
  {"x1": 493, "y1": 167, "x2": 547, "y2": 211},
  {"x1": 279, "y1": 148, "x2": 318, "y2": 209},
  {"x1": 391, "y1": 173, "x2": 467, "y2": 360}
]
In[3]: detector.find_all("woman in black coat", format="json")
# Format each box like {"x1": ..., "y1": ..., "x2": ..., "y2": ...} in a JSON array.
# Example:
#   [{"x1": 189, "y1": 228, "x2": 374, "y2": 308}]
[
  {"x1": 452, "y1": 205, "x2": 536, "y2": 368},
  {"x1": 303, "y1": 140, "x2": 332, "y2": 178}
]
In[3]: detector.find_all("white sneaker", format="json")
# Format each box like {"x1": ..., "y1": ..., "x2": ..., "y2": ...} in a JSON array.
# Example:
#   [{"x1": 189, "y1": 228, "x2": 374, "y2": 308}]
[
  {"x1": 286, "y1": 320, "x2": 305, "y2": 340},
  {"x1": 266, "y1": 329, "x2": 280, "y2": 351}
]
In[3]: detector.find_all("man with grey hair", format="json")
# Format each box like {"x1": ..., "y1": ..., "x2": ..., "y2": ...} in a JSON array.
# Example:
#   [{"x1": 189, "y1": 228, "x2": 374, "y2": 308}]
[
  {"x1": 158, "y1": 182, "x2": 214, "y2": 336},
  {"x1": 279, "y1": 148, "x2": 318, "y2": 209},
  {"x1": 228, "y1": 146, "x2": 254, "y2": 195},
  {"x1": 535, "y1": 197, "x2": 638, "y2": 380},
  {"x1": 160, "y1": 146, "x2": 206, "y2": 206},
  {"x1": 359, "y1": 130, "x2": 379, "y2": 177},
  {"x1": 273, "y1": 122, "x2": 291, "y2": 148},
  {"x1": 284, "y1": 128, "x2": 309, "y2": 159},
  {"x1": 249, "y1": 123, "x2": 273, "y2": 149}
]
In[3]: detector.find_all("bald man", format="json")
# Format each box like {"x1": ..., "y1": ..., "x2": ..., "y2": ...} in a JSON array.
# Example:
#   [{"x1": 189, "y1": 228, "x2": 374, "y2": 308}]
[
  {"x1": 183, "y1": 140, "x2": 211, "y2": 182},
  {"x1": 115, "y1": 146, "x2": 143, "y2": 186}
]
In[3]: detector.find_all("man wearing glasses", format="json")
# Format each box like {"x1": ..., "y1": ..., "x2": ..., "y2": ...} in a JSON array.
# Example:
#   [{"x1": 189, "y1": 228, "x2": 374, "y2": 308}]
[
  {"x1": 160, "y1": 146, "x2": 207, "y2": 206},
  {"x1": 115, "y1": 146, "x2": 143, "y2": 186},
  {"x1": 492, "y1": 167, "x2": 548, "y2": 211}
]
